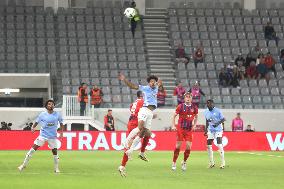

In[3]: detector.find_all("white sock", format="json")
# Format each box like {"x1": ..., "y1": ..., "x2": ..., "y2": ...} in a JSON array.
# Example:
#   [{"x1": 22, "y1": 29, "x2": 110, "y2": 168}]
[
  {"x1": 125, "y1": 127, "x2": 140, "y2": 145},
  {"x1": 22, "y1": 148, "x2": 35, "y2": 166},
  {"x1": 54, "y1": 155, "x2": 59, "y2": 170},
  {"x1": 217, "y1": 144, "x2": 225, "y2": 165},
  {"x1": 207, "y1": 145, "x2": 214, "y2": 165},
  {"x1": 129, "y1": 135, "x2": 141, "y2": 151}
]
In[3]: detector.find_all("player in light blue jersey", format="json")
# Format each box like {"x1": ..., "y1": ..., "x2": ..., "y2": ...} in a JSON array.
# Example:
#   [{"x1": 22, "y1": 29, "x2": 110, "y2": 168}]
[
  {"x1": 118, "y1": 73, "x2": 159, "y2": 165},
  {"x1": 18, "y1": 99, "x2": 64, "y2": 173},
  {"x1": 204, "y1": 99, "x2": 226, "y2": 169}
]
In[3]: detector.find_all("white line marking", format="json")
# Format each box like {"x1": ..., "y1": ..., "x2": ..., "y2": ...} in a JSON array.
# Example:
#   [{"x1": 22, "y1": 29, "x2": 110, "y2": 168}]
[{"x1": 237, "y1": 152, "x2": 284, "y2": 158}]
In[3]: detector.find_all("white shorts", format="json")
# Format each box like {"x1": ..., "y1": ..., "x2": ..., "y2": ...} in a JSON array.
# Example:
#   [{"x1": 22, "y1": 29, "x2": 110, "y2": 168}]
[
  {"x1": 207, "y1": 130, "x2": 223, "y2": 140},
  {"x1": 138, "y1": 107, "x2": 153, "y2": 130},
  {"x1": 34, "y1": 136, "x2": 58, "y2": 149}
]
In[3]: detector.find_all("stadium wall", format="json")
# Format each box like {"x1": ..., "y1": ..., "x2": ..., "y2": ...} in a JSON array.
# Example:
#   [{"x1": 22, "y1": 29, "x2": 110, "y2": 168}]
[{"x1": 1, "y1": 108, "x2": 284, "y2": 131}]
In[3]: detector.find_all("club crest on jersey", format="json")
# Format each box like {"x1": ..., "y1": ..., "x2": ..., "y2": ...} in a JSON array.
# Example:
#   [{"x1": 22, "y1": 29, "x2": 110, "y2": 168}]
[{"x1": 47, "y1": 122, "x2": 55, "y2": 126}]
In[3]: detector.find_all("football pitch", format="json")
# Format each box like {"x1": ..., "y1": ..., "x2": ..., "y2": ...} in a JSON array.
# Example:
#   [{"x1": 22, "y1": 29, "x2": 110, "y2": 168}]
[{"x1": 0, "y1": 151, "x2": 283, "y2": 189}]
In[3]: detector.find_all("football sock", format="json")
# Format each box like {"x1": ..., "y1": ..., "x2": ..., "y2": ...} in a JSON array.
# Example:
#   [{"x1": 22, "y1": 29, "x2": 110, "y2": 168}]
[
  {"x1": 217, "y1": 144, "x2": 225, "y2": 165},
  {"x1": 125, "y1": 127, "x2": 140, "y2": 147},
  {"x1": 140, "y1": 136, "x2": 150, "y2": 153},
  {"x1": 173, "y1": 148, "x2": 180, "y2": 163},
  {"x1": 207, "y1": 145, "x2": 214, "y2": 165},
  {"x1": 23, "y1": 148, "x2": 35, "y2": 166},
  {"x1": 54, "y1": 155, "x2": 59, "y2": 170},
  {"x1": 121, "y1": 152, "x2": 128, "y2": 167},
  {"x1": 183, "y1": 149, "x2": 191, "y2": 162},
  {"x1": 129, "y1": 135, "x2": 141, "y2": 151}
]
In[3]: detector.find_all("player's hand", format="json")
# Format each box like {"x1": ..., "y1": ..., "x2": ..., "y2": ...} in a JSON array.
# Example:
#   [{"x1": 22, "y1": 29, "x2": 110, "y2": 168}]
[
  {"x1": 153, "y1": 113, "x2": 158, "y2": 119},
  {"x1": 118, "y1": 73, "x2": 125, "y2": 81}
]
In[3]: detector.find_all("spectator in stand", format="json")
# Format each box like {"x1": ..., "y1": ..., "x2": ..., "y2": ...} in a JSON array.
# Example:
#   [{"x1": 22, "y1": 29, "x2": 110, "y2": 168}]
[
  {"x1": 245, "y1": 53, "x2": 255, "y2": 69},
  {"x1": 173, "y1": 81, "x2": 186, "y2": 105},
  {"x1": 77, "y1": 83, "x2": 88, "y2": 116},
  {"x1": 235, "y1": 54, "x2": 245, "y2": 67},
  {"x1": 129, "y1": 1, "x2": 141, "y2": 38},
  {"x1": 104, "y1": 109, "x2": 115, "y2": 131},
  {"x1": 225, "y1": 64, "x2": 234, "y2": 85},
  {"x1": 244, "y1": 124, "x2": 255, "y2": 132},
  {"x1": 246, "y1": 61, "x2": 259, "y2": 80},
  {"x1": 157, "y1": 81, "x2": 167, "y2": 107},
  {"x1": 231, "y1": 113, "x2": 244, "y2": 132},
  {"x1": 264, "y1": 52, "x2": 276, "y2": 76},
  {"x1": 264, "y1": 22, "x2": 279, "y2": 45},
  {"x1": 231, "y1": 66, "x2": 241, "y2": 88},
  {"x1": 175, "y1": 43, "x2": 189, "y2": 65},
  {"x1": 280, "y1": 49, "x2": 284, "y2": 70},
  {"x1": 219, "y1": 67, "x2": 229, "y2": 87},
  {"x1": 257, "y1": 55, "x2": 270, "y2": 82},
  {"x1": 250, "y1": 45, "x2": 261, "y2": 61},
  {"x1": 90, "y1": 85, "x2": 103, "y2": 108},
  {"x1": 188, "y1": 81, "x2": 205, "y2": 107},
  {"x1": 193, "y1": 44, "x2": 204, "y2": 67},
  {"x1": 256, "y1": 53, "x2": 265, "y2": 65}
]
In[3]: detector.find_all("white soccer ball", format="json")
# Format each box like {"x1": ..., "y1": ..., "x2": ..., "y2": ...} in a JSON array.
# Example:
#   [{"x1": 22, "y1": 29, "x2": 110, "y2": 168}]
[{"x1": 124, "y1": 7, "x2": 136, "y2": 18}]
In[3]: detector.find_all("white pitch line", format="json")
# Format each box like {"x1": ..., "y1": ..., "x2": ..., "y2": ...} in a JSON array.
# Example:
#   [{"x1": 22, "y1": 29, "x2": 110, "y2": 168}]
[{"x1": 237, "y1": 152, "x2": 284, "y2": 158}]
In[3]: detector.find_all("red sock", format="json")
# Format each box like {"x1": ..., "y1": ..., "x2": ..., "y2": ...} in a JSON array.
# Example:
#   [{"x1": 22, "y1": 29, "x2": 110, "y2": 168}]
[
  {"x1": 140, "y1": 136, "x2": 150, "y2": 153},
  {"x1": 172, "y1": 148, "x2": 180, "y2": 163},
  {"x1": 184, "y1": 149, "x2": 191, "y2": 162},
  {"x1": 121, "y1": 152, "x2": 128, "y2": 167}
]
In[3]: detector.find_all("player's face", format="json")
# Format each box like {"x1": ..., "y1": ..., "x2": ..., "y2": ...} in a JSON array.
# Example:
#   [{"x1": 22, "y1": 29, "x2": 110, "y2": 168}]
[
  {"x1": 207, "y1": 101, "x2": 214, "y2": 110},
  {"x1": 149, "y1": 79, "x2": 156, "y2": 88},
  {"x1": 46, "y1": 102, "x2": 54, "y2": 111},
  {"x1": 184, "y1": 94, "x2": 192, "y2": 103}
]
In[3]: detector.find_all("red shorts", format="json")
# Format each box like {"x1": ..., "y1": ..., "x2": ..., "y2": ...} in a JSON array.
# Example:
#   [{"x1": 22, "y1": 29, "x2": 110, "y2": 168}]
[
  {"x1": 127, "y1": 120, "x2": 138, "y2": 133},
  {"x1": 176, "y1": 128, "x2": 193, "y2": 142}
]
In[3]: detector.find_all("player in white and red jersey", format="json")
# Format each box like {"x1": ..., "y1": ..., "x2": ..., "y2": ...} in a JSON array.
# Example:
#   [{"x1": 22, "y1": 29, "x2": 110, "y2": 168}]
[{"x1": 118, "y1": 91, "x2": 150, "y2": 177}]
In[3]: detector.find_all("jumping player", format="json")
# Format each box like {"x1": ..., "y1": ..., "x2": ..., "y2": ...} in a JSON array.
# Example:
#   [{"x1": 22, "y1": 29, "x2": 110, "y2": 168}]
[
  {"x1": 204, "y1": 99, "x2": 226, "y2": 169},
  {"x1": 171, "y1": 92, "x2": 198, "y2": 171},
  {"x1": 118, "y1": 91, "x2": 151, "y2": 177},
  {"x1": 118, "y1": 73, "x2": 159, "y2": 174},
  {"x1": 18, "y1": 99, "x2": 64, "y2": 173}
]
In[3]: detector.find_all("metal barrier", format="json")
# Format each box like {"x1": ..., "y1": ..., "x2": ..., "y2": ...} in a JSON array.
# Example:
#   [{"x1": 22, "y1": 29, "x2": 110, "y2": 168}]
[{"x1": 62, "y1": 95, "x2": 91, "y2": 117}]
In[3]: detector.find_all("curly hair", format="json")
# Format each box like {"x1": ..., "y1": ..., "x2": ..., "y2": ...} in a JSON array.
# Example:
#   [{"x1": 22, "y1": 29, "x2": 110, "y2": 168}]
[
  {"x1": 45, "y1": 99, "x2": 55, "y2": 108},
  {"x1": 146, "y1": 75, "x2": 158, "y2": 83}
]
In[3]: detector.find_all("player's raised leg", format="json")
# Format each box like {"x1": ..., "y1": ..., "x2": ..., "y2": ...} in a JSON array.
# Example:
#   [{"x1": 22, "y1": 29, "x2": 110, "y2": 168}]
[
  {"x1": 18, "y1": 144, "x2": 40, "y2": 171},
  {"x1": 138, "y1": 134, "x2": 150, "y2": 162}
]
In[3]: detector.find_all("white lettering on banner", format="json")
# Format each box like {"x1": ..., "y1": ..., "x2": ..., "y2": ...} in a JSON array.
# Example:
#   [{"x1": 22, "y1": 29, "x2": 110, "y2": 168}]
[
  {"x1": 64, "y1": 132, "x2": 76, "y2": 150},
  {"x1": 213, "y1": 136, "x2": 228, "y2": 147},
  {"x1": 78, "y1": 133, "x2": 92, "y2": 150},
  {"x1": 111, "y1": 132, "x2": 126, "y2": 150},
  {"x1": 266, "y1": 133, "x2": 284, "y2": 151},
  {"x1": 93, "y1": 132, "x2": 110, "y2": 150}
]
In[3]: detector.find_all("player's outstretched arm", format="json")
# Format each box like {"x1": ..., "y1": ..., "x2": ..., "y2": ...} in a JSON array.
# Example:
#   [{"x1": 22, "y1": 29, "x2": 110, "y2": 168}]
[
  {"x1": 31, "y1": 122, "x2": 38, "y2": 133},
  {"x1": 118, "y1": 73, "x2": 139, "y2": 90}
]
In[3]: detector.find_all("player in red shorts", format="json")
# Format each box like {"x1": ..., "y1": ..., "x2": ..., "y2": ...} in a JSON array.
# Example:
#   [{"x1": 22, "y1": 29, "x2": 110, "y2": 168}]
[
  {"x1": 171, "y1": 92, "x2": 198, "y2": 171},
  {"x1": 118, "y1": 91, "x2": 150, "y2": 177}
]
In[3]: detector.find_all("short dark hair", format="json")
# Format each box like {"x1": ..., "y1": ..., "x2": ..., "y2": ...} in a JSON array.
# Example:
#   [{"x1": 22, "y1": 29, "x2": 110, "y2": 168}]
[
  {"x1": 45, "y1": 99, "x2": 55, "y2": 108},
  {"x1": 147, "y1": 75, "x2": 158, "y2": 83},
  {"x1": 108, "y1": 109, "x2": 112, "y2": 112},
  {"x1": 137, "y1": 91, "x2": 143, "y2": 97},
  {"x1": 207, "y1": 99, "x2": 214, "y2": 103}
]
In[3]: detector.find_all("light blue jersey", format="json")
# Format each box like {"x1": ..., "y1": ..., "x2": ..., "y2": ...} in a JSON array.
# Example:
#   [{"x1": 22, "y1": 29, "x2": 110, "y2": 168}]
[
  {"x1": 204, "y1": 107, "x2": 224, "y2": 132},
  {"x1": 36, "y1": 111, "x2": 63, "y2": 139},
  {"x1": 139, "y1": 85, "x2": 158, "y2": 108}
]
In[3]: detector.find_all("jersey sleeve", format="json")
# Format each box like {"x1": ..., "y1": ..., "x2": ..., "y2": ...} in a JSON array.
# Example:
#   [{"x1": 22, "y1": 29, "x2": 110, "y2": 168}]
[
  {"x1": 58, "y1": 113, "x2": 63, "y2": 124},
  {"x1": 218, "y1": 109, "x2": 225, "y2": 120},
  {"x1": 175, "y1": 104, "x2": 181, "y2": 114},
  {"x1": 35, "y1": 112, "x2": 44, "y2": 123},
  {"x1": 138, "y1": 85, "x2": 146, "y2": 92}
]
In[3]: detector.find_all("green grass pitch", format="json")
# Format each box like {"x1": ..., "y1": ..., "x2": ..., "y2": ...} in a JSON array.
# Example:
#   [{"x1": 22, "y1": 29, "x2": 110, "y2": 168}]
[{"x1": 0, "y1": 151, "x2": 283, "y2": 189}]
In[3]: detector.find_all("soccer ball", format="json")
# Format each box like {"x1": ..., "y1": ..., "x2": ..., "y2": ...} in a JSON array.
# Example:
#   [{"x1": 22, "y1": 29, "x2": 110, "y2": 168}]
[{"x1": 124, "y1": 7, "x2": 136, "y2": 18}]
